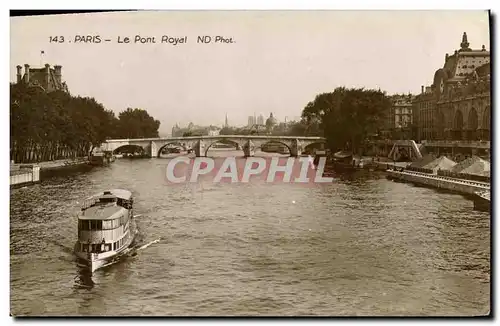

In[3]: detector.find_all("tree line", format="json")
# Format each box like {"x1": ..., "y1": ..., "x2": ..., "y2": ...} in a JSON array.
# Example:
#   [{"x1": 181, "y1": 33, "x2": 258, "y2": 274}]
[{"x1": 10, "y1": 83, "x2": 161, "y2": 163}]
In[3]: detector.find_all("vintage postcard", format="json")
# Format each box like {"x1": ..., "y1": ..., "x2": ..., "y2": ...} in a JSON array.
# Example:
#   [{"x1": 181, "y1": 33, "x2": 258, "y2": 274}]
[{"x1": 9, "y1": 10, "x2": 491, "y2": 317}]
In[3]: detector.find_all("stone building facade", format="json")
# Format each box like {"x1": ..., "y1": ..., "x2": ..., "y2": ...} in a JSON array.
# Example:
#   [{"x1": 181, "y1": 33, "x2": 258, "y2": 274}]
[
  {"x1": 412, "y1": 32, "x2": 491, "y2": 141},
  {"x1": 16, "y1": 63, "x2": 69, "y2": 93},
  {"x1": 385, "y1": 94, "x2": 415, "y2": 139}
]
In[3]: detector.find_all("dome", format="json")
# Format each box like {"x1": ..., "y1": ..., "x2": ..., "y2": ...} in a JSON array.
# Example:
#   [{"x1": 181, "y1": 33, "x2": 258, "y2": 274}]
[{"x1": 266, "y1": 112, "x2": 277, "y2": 129}]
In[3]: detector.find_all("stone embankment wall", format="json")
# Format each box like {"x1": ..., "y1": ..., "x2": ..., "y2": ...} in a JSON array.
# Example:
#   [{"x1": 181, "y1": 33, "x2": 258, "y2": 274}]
[
  {"x1": 10, "y1": 165, "x2": 41, "y2": 188},
  {"x1": 10, "y1": 157, "x2": 91, "y2": 188}
]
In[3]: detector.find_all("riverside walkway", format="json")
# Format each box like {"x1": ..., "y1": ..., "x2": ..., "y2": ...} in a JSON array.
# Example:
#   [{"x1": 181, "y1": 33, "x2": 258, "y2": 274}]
[{"x1": 386, "y1": 169, "x2": 489, "y2": 196}]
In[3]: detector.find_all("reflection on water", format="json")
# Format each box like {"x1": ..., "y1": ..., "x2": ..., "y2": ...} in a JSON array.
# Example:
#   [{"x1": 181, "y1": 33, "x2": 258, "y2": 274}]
[
  {"x1": 74, "y1": 264, "x2": 95, "y2": 290},
  {"x1": 10, "y1": 151, "x2": 490, "y2": 316}
]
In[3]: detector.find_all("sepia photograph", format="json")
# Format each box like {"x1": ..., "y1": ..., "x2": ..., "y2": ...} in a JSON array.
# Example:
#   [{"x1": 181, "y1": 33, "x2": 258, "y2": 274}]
[{"x1": 9, "y1": 9, "x2": 491, "y2": 317}]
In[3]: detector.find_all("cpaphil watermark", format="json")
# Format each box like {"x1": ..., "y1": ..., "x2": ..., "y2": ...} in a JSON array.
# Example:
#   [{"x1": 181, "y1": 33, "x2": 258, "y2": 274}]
[{"x1": 164, "y1": 156, "x2": 333, "y2": 184}]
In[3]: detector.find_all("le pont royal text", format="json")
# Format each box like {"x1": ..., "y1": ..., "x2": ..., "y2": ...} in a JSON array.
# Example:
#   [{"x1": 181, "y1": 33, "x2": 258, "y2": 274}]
[{"x1": 49, "y1": 35, "x2": 235, "y2": 45}]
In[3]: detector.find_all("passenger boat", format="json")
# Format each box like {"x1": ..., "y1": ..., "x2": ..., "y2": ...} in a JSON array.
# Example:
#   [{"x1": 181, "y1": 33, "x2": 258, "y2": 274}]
[{"x1": 74, "y1": 189, "x2": 138, "y2": 273}]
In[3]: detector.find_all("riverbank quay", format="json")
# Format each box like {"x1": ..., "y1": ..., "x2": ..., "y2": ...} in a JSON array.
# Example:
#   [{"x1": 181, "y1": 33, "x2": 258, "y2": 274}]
[
  {"x1": 373, "y1": 160, "x2": 411, "y2": 171},
  {"x1": 10, "y1": 157, "x2": 92, "y2": 186},
  {"x1": 386, "y1": 169, "x2": 490, "y2": 196}
]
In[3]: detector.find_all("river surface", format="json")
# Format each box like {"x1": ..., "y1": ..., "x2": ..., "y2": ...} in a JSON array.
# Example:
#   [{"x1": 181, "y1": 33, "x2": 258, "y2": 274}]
[{"x1": 10, "y1": 150, "x2": 490, "y2": 316}]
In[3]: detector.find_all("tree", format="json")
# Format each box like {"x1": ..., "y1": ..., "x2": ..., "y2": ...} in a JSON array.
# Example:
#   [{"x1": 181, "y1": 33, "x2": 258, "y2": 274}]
[
  {"x1": 302, "y1": 87, "x2": 391, "y2": 153},
  {"x1": 116, "y1": 108, "x2": 161, "y2": 139},
  {"x1": 10, "y1": 83, "x2": 161, "y2": 163}
]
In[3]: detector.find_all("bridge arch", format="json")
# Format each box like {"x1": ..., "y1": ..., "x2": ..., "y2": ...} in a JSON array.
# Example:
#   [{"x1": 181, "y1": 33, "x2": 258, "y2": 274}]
[
  {"x1": 204, "y1": 139, "x2": 242, "y2": 157},
  {"x1": 157, "y1": 142, "x2": 189, "y2": 157},
  {"x1": 256, "y1": 140, "x2": 293, "y2": 156},
  {"x1": 113, "y1": 144, "x2": 146, "y2": 155},
  {"x1": 303, "y1": 140, "x2": 326, "y2": 153}
]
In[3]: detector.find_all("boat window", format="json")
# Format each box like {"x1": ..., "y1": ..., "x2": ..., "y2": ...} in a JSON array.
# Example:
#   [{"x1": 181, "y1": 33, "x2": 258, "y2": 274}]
[
  {"x1": 79, "y1": 220, "x2": 91, "y2": 231},
  {"x1": 99, "y1": 197, "x2": 116, "y2": 204},
  {"x1": 102, "y1": 220, "x2": 113, "y2": 230},
  {"x1": 90, "y1": 220, "x2": 100, "y2": 231}
]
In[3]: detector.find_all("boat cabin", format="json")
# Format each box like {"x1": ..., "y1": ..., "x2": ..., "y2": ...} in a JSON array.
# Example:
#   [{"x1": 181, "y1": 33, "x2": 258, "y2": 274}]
[{"x1": 77, "y1": 189, "x2": 133, "y2": 254}]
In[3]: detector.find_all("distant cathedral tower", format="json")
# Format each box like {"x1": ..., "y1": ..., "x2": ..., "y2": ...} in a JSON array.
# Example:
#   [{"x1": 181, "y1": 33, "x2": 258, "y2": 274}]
[{"x1": 225, "y1": 113, "x2": 228, "y2": 127}]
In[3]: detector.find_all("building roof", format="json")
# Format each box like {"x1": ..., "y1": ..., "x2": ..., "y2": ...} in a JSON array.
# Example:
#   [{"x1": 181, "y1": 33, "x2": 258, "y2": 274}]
[
  {"x1": 89, "y1": 189, "x2": 132, "y2": 200},
  {"x1": 79, "y1": 189, "x2": 132, "y2": 220},
  {"x1": 439, "y1": 34, "x2": 490, "y2": 82},
  {"x1": 18, "y1": 64, "x2": 68, "y2": 92},
  {"x1": 458, "y1": 50, "x2": 490, "y2": 56},
  {"x1": 80, "y1": 204, "x2": 126, "y2": 221}
]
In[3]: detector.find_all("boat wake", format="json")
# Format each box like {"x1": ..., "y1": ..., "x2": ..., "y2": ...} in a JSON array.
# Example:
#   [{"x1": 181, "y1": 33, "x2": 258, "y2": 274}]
[
  {"x1": 98, "y1": 237, "x2": 162, "y2": 269},
  {"x1": 74, "y1": 236, "x2": 161, "y2": 289}
]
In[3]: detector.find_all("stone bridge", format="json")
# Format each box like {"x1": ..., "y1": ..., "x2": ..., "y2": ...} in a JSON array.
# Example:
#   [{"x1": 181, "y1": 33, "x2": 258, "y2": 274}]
[{"x1": 98, "y1": 135, "x2": 326, "y2": 158}]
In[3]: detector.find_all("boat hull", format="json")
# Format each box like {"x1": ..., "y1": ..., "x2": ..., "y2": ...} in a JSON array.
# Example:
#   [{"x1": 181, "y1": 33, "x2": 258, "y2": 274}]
[{"x1": 473, "y1": 192, "x2": 490, "y2": 213}]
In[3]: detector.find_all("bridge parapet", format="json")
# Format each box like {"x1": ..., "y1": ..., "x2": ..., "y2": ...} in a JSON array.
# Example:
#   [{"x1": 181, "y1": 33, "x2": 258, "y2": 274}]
[{"x1": 102, "y1": 135, "x2": 326, "y2": 158}]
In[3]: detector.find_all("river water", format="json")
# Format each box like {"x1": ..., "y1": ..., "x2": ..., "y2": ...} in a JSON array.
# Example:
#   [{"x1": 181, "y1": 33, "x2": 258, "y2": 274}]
[{"x1": 10, "y1": 150, "x2": 490, "y2": 316}]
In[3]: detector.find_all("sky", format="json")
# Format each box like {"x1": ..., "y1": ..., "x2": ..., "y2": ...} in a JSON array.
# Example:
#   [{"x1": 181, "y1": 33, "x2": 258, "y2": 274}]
[{"x1": 10, "y1": 10, "x2": 490, "y2": 136}]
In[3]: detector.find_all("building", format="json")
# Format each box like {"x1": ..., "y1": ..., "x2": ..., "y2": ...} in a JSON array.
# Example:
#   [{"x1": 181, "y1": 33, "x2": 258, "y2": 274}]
[
  {"x1": 208, "y1": 125, "x2": 221, "y2": 136},
  {"x1": 171, "y1": 123, "x2": 181, "y2": 137},
  {"x1": 265, "y1": 112, "x2": 277, "y2": 131},
  {"x1": 412, "y1": 86, "x2": 436, "y2": 141},
  {"x1": 257, "y1": 114, "x2": 264, "y2": 126},
  {"x1": 413, "y1": 32, "x2": 491, "y2": 141},
  {"x1": 248, "y1": 115, "x2": 256, "y2": 127},
  {"x1": 172, "y1": 123, "x2": 221, "y2": 137},
  {"x1": 16, "y1": 63, "x2": 69, "y2": 93},
  {"x1": 384, "y1": 94, "x2": 415, "y2": 139}
]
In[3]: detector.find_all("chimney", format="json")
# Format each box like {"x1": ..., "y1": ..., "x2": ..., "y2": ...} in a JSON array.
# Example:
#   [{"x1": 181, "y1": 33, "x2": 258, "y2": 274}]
[
  {"x1": 421, "y1": 85, "x2": 424, "y2": 94},
  {"x1": 54, "y1": 65, "x2": 62, "y2": 84},
  {"x1": 16, "y1": 65, "x2": 22, "y2": 83},
  {"x1": 445, "y1": 53, "x2": 448, "y2": 61},
  {"x1": 45, "y1": 64, "x2": 50, "y2": 89},
  {"x1": 24, "y1": 64, "x2": 30, "y2": 83}
]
